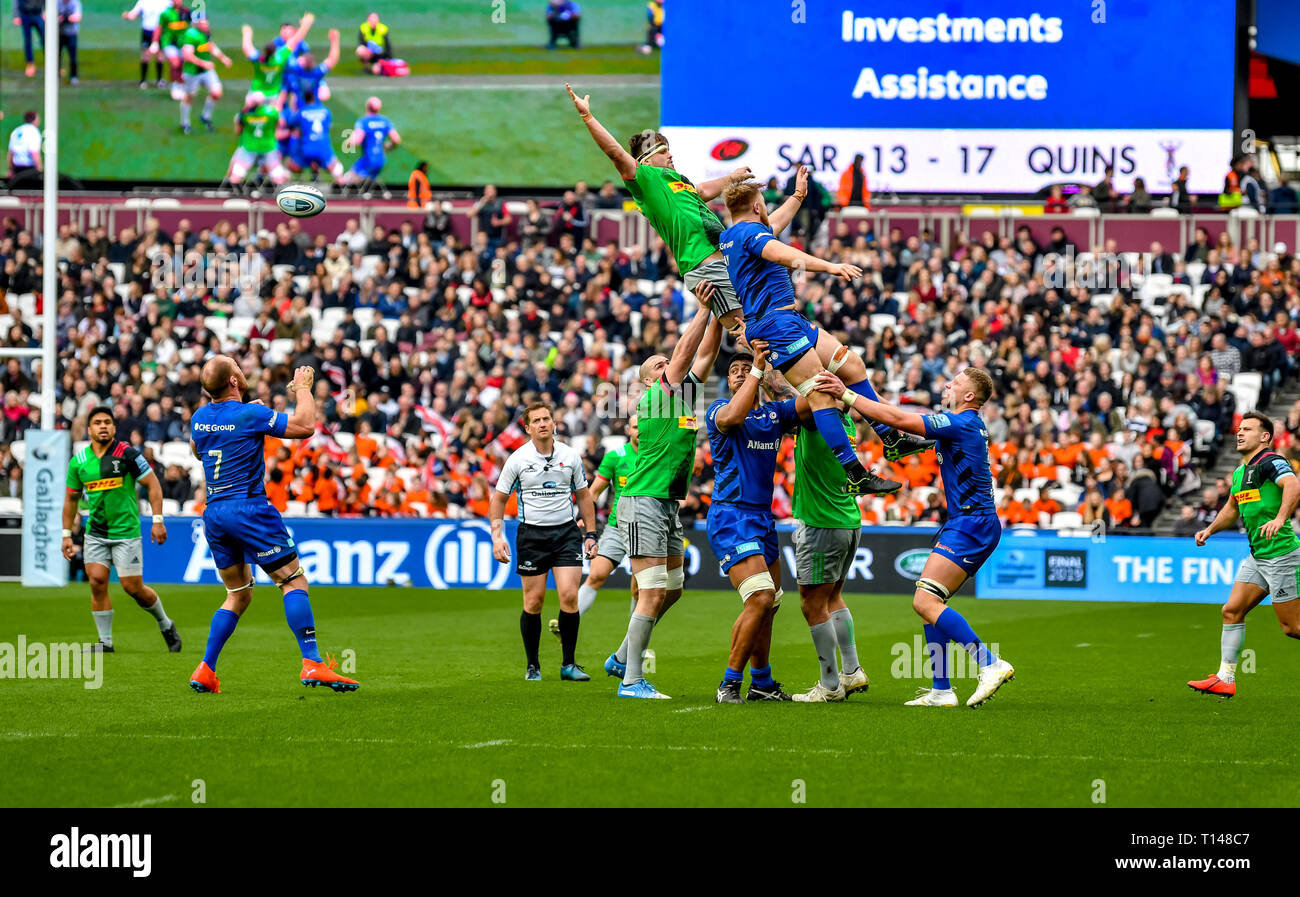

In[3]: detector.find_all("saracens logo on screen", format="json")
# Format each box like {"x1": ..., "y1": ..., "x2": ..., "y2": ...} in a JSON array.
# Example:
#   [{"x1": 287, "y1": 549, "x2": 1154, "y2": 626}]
[{"x1": 710, "y1": 138, "x2": 749, "y2": 161}]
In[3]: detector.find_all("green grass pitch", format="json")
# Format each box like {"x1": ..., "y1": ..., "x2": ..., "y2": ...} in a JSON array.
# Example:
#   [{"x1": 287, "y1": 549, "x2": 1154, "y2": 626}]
[{"x1": 2, "y1": 584, "x2": 1299, "y2": 807}]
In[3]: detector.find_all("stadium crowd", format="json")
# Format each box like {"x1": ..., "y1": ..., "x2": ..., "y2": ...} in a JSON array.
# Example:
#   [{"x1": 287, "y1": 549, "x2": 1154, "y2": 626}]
[{"x1": 3, "y1": 179, "x2": 1300, "y2": 532}]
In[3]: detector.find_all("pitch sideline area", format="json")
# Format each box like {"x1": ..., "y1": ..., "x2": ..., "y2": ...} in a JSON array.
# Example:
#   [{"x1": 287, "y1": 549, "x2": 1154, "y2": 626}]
[{"x1": 2, "y1": 585, "x2": 1297, "y2": 807}]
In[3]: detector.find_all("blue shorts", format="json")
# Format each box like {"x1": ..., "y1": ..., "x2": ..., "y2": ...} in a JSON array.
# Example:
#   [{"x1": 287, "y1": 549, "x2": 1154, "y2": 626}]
[
  {"x1": 350, "y1": 155, "x2": 385, "y2": 179},
  {"x1": 932, "y1": 513, "x2": 1002, "y2": 576},
  {"x1": 293, "y1": 143, "x2": 337, "y2": 170},
  {"x1": 707, "y1": 502, "x2": 779, "y2": 573},
  {"x1": 202, "y1": 497, "x2": 297, "y2": 571},
  {"x1": 745, "y1": 310, "x2": 818, "y2": 373}
]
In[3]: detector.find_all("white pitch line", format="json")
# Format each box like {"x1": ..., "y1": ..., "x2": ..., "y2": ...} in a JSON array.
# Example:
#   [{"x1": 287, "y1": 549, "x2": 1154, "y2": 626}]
[
  {"x1": 114, "y1": 794, "x2": 177, "y2": 809},
  {"x1": 670, "y1": 706, "x2": 712, "y2": 713},
  {"x1": 4, "y1": 732, "x2": 1291, "y2": 769}
]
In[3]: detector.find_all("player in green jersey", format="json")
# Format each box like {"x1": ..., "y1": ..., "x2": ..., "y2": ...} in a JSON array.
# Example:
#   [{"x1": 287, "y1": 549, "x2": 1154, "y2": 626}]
[
  {"x1": 1189, "y1": 411, "x2": 1300, "y2": 698},
  {"x1": 60, "y1": 408, "x2": 180, "y2": 654},
  {"x1": 152, "y1": 0, "x2": 192, "y2": 95},
  {"x1": 177, "y1": 25, "x2": 231, "y2": 134},
  {"x1": 228, "y1": 91, "x2": 288, "y2": 186},
  {"x1": 560, "y1": 416, "x2": 640, "y2": 633},
  {"x1": 242, "y1": 13, "x2": 313, "y2": 109},
  {"x1": 567, "y1": 83, "x2": 753, "y2": 336},
  {"x1": 604, "y1": 284, "x2": 724, "y2": 699}
]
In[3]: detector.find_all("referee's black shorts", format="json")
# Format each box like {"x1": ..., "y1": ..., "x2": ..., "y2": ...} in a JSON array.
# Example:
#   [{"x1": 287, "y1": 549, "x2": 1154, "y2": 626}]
[{"x1": 515, "y1": 522, "x2": 584, "y2": 577}]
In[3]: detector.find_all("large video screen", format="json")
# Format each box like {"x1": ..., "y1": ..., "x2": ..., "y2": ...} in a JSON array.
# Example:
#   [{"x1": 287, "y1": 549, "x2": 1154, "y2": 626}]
[{"x1": 661, "y1": 1, "x2": 1236, "y2": 194}]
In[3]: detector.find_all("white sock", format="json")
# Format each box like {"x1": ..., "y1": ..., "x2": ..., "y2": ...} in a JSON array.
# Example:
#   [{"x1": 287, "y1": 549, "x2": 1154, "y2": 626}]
[
  {"x1": 142, "y1": 596, "x2": 172, "y2": 630},
  {"x1": 180, "y1": 102, "x2": 191, "y2": 127},
  {"x1": 1219, "y1": 623, "x2": 1244, "y2": 682},
  {"x1": 92, "y1": 609, "x2": 114, "y2": 647},
  {"x1": 202, "y1": 97, "x2": 215, "y2": 120},
  {"x1": 577, "y1": 584, "x2": 598, "y2": 617}
]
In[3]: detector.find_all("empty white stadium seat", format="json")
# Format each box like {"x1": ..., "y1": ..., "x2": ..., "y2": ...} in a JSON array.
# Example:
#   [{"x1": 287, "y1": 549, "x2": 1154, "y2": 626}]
[
  {"x1": 0, "y1": 496, "x2": 22, "y2": 515},
  {"x1": 10, "y1": 440, "x2": 25, "y2": 464},
  {"x1": 1051, "y1": 511, "x2": 1084, "y2": 529},
  {"x1": 285, "y1": 501, "x2": 309, "y2": 517},
  {"x1": 161, "y1": 499, "x2": 181, "y2": 515},
  {"x1": 869, "y1": 313, "x2": 898, "y2": 334}
]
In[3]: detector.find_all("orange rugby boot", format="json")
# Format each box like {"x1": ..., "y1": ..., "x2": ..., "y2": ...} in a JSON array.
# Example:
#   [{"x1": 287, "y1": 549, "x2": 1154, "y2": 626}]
[
  {"x1": 1187, "y1": 674, "x2": 1235, "y2": 697},
  {"x1": 189, "y1": 662, "x2": 221, "y2": 694},
  {"x1": 301, "y1": 653, "x2": 360, "y2": 692}
]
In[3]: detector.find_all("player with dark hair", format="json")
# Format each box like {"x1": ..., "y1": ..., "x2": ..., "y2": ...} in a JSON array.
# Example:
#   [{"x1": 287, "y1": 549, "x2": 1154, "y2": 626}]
[
  {"x1": 706, "y1": 341, "x2": 798, "y2": 703},
  {"x1": 188, "y1": 356, "x2": 358, "y2": 694},
  {"x1": 1188, "y1": 411, "x2": 1300, "y2": 698},
  {"x1": 62, "y1": 407, "x2": 179, "y2": 653},
  {"x1": 567, "y1": 83, "x2": 753, "y2": 336},
  {"x1": 491, "y1": 402, "x2": 597, "y2": 681},
  {"x1": 816, "y1": 367, "x2": 1015, "y2": 707}
]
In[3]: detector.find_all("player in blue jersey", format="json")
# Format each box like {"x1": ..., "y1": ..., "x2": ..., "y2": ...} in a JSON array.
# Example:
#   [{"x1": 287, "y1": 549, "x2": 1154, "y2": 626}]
[
  {"x1": 340, "y1": 96, "x2": 401, "y2": 186},
  {"x1": 816, "y1": 366, "x2": 1015, "y2": 707},
  {"x1": 187, "y1": 356, "x2": 359, "y2": 695},
  {"x1": 281, "y1": 90, "x2": 344, "y2": 181},
  {"x1": 720, "y1": 179, "x2": 931, "y2": 496},
  {"x1": 282, "y1": 28, "x2": 337, "y2": 108},
  {"x1": 706, "y1": 340, "x2": 802, "y2": 704}
]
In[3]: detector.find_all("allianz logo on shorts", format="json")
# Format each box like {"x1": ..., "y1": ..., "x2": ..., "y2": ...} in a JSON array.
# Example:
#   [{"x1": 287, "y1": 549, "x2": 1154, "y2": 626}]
[{"x1": 256, "y1": 546, "x2": 283, "y2": 558}]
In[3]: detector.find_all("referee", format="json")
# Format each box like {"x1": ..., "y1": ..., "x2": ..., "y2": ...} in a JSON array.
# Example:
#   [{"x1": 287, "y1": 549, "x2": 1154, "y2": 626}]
[{"x1": 491, "y1": 401, "x2": 597, "y2": 681}]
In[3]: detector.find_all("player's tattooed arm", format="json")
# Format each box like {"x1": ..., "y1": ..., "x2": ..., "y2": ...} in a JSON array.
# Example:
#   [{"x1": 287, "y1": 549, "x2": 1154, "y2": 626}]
[
  {"x1": 761, "y1": 367, "x2": 810, "y2": 419},
  {"x1": 566, "y1": 84, "x2": 637, "y2": 180},
  {"x1": 766, "y1": 164, "x2": 809, "y2": 235}
]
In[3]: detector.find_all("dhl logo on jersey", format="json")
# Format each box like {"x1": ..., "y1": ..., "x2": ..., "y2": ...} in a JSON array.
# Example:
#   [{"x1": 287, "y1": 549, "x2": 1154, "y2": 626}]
[
  {"x1": 667, "y1": 181, "x2": 697, "y2": 195},
  {"x1": 1236, "y1": 489, "x2": 1261, "y2": 504},
  {"x1": 84, "y1": 477, "x2": 124, "y2": 493},
  {"x1": 677, "y1": 416, "x2": 698, "y2": 430}
]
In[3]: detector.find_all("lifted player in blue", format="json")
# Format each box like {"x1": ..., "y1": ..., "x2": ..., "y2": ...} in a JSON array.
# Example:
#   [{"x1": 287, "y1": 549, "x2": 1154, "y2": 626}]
[
  {"x1": 188, "y1": 356, "x2": 358, "y2": 694},
  {"x1": 816, "y1": 366, "x2": 1015, "y2": 708}
]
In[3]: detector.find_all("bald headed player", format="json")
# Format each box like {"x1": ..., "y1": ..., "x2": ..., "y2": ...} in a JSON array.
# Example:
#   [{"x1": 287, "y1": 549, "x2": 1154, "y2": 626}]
[
  {"x1": 340, "y1": 96, "x2": 399, "y2": 186},
  {"x1": 187, "y1": 356, "x2": 358, "y2": 694}
]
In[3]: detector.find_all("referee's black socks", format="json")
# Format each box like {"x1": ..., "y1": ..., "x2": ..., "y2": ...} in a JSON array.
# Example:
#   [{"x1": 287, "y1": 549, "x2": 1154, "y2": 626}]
[
  {"x1": 520, "y1": 611, "x2": 542, "y2": 668},
  {"x1": 558, "y1": 611, "x2": 580, "y2": 667}
]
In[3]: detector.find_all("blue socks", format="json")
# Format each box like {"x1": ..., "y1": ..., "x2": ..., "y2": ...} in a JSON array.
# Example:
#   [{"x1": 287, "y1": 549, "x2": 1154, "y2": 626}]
[
  {"x1": 812, "y1": 407, "x2": 859, "y2": 466},
  {"x1": 202, "y1": 608, "x2": 240, "y2": 671},
  {"x1": 750, "y1": 664, "x2": 774, "y2": 688},
  {"x1": 724, "y1": 667, "x2": 744, "y2": 683},
  {"x1": 283, "y1": 589, "x2": 322, "y2": 662},
  {"x1": 844, "y1": 378, "x2": 894, "y2": 438},
  {"x1": 923, "y1": 623, "x2": 951, "y2": 690},
  {"x1": 933, "y1": 607, "x2": 996, "y2": 668}
]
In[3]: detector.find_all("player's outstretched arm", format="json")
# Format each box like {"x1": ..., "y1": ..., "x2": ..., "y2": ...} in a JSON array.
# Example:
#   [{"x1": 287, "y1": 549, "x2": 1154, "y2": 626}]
[
  {"x1": 766, "y1": 164, "x2": 809, "y2": 234},
  {"x1": 1195, "y1": 494, "x2": 1239, "y2": 545},
  {"x1": 689, "y1": 311, "x2": 724, "y2": 386},
  {"x1": 323, "y1": 28, "x2": 340, "y2": 69},
  {"x1": 287, "y1": 12, "x2": 315, "y2": 52},
  {"x1": 240, "y1": 24, "x2": 256, "y2": 60},
  {"x1": 815, "y1": 372, "x2": 925, "y2": 435},
  {"x1": 665, "y1": 281, "x2": 715, "y2": 387},
  {"x1": 697, "y1": 167, "x2": 755, "y2": 202},
  {"x1": 759, "y1": 237, "x2": 861, "y2": 282},
  {"x1": 387, "y1": 128, "x2": 402, "y2": 149},
  {"x1": 282, "y1": 366, "x2": 317, "y2": 439},
  {"x1": 566, "y1": 83, "x2": 637, "y2": 180},
  {"x1": 713, "y1": 340, "x2": 769, "y2": 432}
]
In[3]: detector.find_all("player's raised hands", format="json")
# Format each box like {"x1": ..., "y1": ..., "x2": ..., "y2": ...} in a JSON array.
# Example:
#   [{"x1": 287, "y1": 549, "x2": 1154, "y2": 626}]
[
  {"x1": 565, "y1": 83, "x2": 591, "y2": 118},
  {"x1": 289, "y1": 366, "x2": 314, "y2": 393},
  {"x1": 693, "y1": 279, "x2": 715, "y2": 310},
  {"x1": 793, "y1": 164, "x2": 809, "y2": 198},
  {"x1": 727, "y1": 166, "x2": 755, "y2": 185},
  {"x1": 813, "y1": 371, "x2": 847, "y2": 398},
  {"x1": 749, "y1": 339, "x2": 770, "y2": 370}
]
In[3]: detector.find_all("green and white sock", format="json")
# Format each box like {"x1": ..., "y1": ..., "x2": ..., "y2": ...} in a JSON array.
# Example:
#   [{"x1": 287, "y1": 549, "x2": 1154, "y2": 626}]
[
  {"x1": 143, "y1": 596, "x2": 172, "y2": 631},
  {"x1": 622, "y1": 614, "x2": 656, "y2": 685},
  {"x1": 180, "y1": 103, "x2": 191, "y2": 128},
  {"x1": 829, "y1": 607, "x2": 860, "y2": 673},
  {"x1": 92, "y1": 610, "x2": 114, "y2": 648},
  {"x1": 1219, "y1": 623, "x2": 1245, "y2": 682},
  {"x1": 810, "y1": 621, "x2": 840, "y2": 690}
]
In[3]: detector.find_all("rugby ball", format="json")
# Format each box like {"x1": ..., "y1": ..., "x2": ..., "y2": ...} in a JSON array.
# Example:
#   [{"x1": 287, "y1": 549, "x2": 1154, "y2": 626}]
[{"x1": 276, "y1": 184, "x2": 327, "y2": 218}]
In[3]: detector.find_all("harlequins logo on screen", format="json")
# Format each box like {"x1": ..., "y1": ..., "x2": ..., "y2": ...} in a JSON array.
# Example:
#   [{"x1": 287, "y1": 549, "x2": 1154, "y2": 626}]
[{"x1": 710, "y1": 138, "x2": 749, "y2": 161}]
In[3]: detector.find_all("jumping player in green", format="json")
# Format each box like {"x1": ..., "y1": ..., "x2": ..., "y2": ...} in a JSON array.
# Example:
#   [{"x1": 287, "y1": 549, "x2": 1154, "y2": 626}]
[
  {"x1": 242, "y1": 13, "x2": 313, "y2": 109},
  {"x1": 1189, "y1": 411, "x2": 1300, "y2": 698},
  {"x1": 61, "y1": 407, "x2": 180, "y2": 653},
  {"x1": 603, "y1": 284, "x2": 724, "y2": 699},
  {"x1": 567, "y1": 83, "x2": 753, "y2": 336}
]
